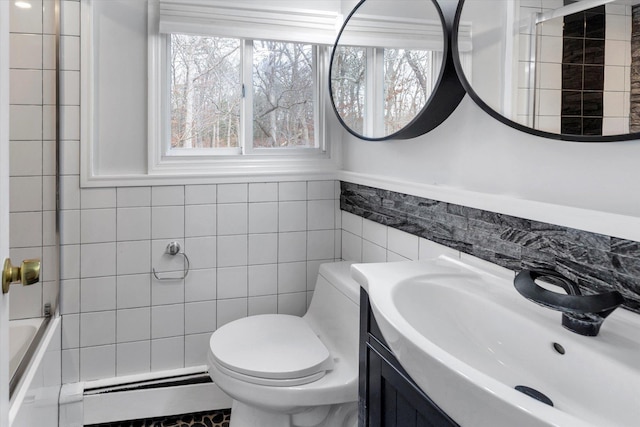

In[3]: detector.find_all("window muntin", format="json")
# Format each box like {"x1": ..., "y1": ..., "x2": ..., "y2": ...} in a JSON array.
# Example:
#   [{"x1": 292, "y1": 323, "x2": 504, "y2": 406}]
[{"x1": 168, "y1": 34, "x2": 323, "y2": 157}]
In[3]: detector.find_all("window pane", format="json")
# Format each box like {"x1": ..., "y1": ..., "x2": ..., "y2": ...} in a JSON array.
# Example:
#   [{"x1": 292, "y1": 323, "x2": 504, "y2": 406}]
[
  {"x1": 330, "y1": 46, "x2": 366, "y2": 135},
  {"x1": 384, "y1": 49, "x2": 432, "y2": 135},
  {"x1": 252, "y1": 41, "x2": 316, "y2": 148},
  {"x1": 170, "y1": 34, "x2": 241, "y2": 149}
]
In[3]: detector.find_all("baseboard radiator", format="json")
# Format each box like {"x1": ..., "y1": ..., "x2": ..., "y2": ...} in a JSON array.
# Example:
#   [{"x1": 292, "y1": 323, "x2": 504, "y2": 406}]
[{"x1": 59, "y1": 367, "x2": 232, "y2": 427}]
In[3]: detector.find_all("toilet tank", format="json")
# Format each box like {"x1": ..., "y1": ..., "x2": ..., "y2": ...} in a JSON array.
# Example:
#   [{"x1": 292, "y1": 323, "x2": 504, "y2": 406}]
[{"x1": 303, "y1": 261, "x2": 360, "y2": 366}]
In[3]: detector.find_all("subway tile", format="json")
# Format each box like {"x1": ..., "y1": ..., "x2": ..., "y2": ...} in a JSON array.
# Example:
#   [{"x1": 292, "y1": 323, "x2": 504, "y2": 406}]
[
  {"x1": 277, "y1": 292, "x2": 307, "y2": 316},
  {"x1": 307, "y1": 230, "x2": 334, "y2": 261},
  {"x1": 80, "y1": 311, "x2": 116, "y2": 347},
  {"x1": 341, "y1": 231, "x2": 362, "y2": 263},
  {"x1": 42, "y1": 176, "x2": 56, "y2": 211},
  {"x1": 279, "y1": 201, "x2": 307, "y2": 232},
  {"x1": 60, "y1": 71, "x2": 80, "y2": 106},
  {"x1": 362, "y1": 241, "x2": 386, "y2": 263},
  {"x1": 61, "y1": 106, "x2": 80, "y2": 140},
  {"x1": 217, "y1": 203, "x2": 247, "y2": 236},
  {"x1": 307, "y1": 199, "x2": 334, "y2": 230},
  {"x1": 117, "y1": 240, "x2": 151, "y2": 275},
  {"x1": 217, "y1": 298, "x2": 247, "y2": 327},
  {"x1": 217, "y1": 266, "x2": 248, "y2": 299},
  {"x1": 278, "y1": 181, "x2": 306, "y2": 201},
  {"x1": 248, "y1": 233, "x2": 277, "y2": 265},
  {"x1": 10, "y1": 105, "x2": 42, "y2": 141},
  {"x1": 9, "y1": 34, "x2": 42, "y2": 69},
  {"x1": 388, "y1": 228, "x2": 419, "y2": 260},
  {"x1": 80, "y1": 242, "x2": 116, "y2": 278},
  {"x1": 151, "y1": 206, "x2": 184, "y2": 239},
  {"x1": 81, "y1": 187, "x2": 116, "y2": 209},
  {"x1": 151, "y1": 304, "x2": 184, "y2": 339},
  {"x1": 10, "y1": 69, "x2": 42, "y2": 105},
  {"x1": 217, "y1": 235, "x2": 247, "y2": 267},
  {"x1": 117, "y1": 341, "x2": 150, "y2": 376},
  {"x1": 217, "y1": 183, "x2": 247, "y2": 203},
  {"x1": 306, "y1": 260, "x2": 324, "y2": 292},
  {"x1": 248, "y1": 264, "x2": 277, "y2": 296},
  {"x1": 116, "y1": 274, "x2": 151, "y2": 309},
  {"x1": 117, "y1": 307, "x2": 151, "y2": 343},
  {"x1": 60, "y1": 279, "x2": 80, "y2": 315},
  {"x1": 248, "y1": 202, "x2": 278, "y2": 233},
  {"x1": 419, "y1": 238, "x2": 459, "y2": 260},
  {"x1": 117, "y1": 207, "x2": 151, "y2": 241},
  {"x1": 60, "y1": 175, "x2": 80, "y2": 210},
  {"x1": 185, "y1": 268, "x2": 216, "y2": 302},
  {"x1": 152, "y1": 186, "x2": 184, "y2": 206},
  {"x1": 185, "y1": 204, "x2": 216, "y2": 237},
  {"x1": 117, "y1": 187, "x2": 151, "y2": 207},
  {"x1": 185, "y1": 333, "x2": 212, "y2": 367},
  {"x1": 341, "y1": 211, "x2": 363, "y2": 236},
  {"x1": 61, "y1": 0, "x2": 81, "y2": 36},
  {"x1": 248, "y1": 183, "x2": 278, "y2": 202},
  {"x1": 43, "y1": 34, "x2": 56, "y2": 70},
  {"x1": 185, "y1": 301, "x2": 217, "y2": 335},
  {"x1": 151, "y1": 275, "x2": 184, "y2": 306},
  {"x1": 184, "y1": 236, "x2": 216, "y2": 270},
  {"x1": 9, "y1": 282, "x2": 42, "y2": 319},
  {"x1": 59, "y1": 140, "x2": 80, "y2": 175},
  {"x1": 9, "y1": 212, "x2": 42, "y2": 247},
  {"x1": 80, "y1": 276, "x2": 116, "y2": 312},
  {"x1": 43, "y1": 0, "x2": 56, "y2": 35},
  {"x1": 43, "y1": 105, "x2": 56, "y2": 141},
  {"x1": 80, "y1": 344, "x2": 116, "y2": 381},
  {"x1": 278, "y1": 262, "x2": 306, "y2": 294},
  {"x1": 62, "y1": 348, "x2": 80, "y2": 383},
  {"x1": 363, "y1": 219, "x2": 387, "y2": 247},
  {"x1": 307, "y1": 181, "x2": 335, "y2": 200},
  {"x1": 60, "y1": 244, "x2": 80, "y2": 280},
  {"x1": 81, "y1": 208, "x2": 116, "y2": 243},
  {"x1": 62, "y1": 314, "x2": 80, "y2": 349},
  {"x1": 185, "y1": 184, "x2": 216, "y2": 205},
  {"x1": 248, "y1": 295, "x2": 278, "y2": 316},
  {"x1": 9, "y1": 176, "x2": 42, "y2": 212},
  {"x1": 10, "y1": 0, "x2": 43, "y2": 33},
  {"x1": 278, "y1": 232, "x2": 306, "y2": 263},
  {"x1": 9, "y1": 141, "x2": 42, "y2": 177},
  {"x1": 60, "y1": 35, "x2": 80, "y2": 71},
  {"x1": 151, "y1": 337, "x2": 184, "y2": 371},
  {"x1": 60, "y1": 210, "x2": 80, "y2": 244}
]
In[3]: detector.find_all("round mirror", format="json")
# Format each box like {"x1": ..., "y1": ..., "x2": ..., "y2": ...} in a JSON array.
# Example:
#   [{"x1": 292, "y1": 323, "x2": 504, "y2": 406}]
[
  {"x1": 454, "y1": 0, "x2": 640, "y2": 142},
  {"x1": 330, "y1": 0, "x2": 465, "y2": 140}
]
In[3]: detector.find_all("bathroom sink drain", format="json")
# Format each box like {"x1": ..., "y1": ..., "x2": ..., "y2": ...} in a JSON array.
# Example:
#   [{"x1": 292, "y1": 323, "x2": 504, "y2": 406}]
[{"x1": 515, "y1": 385, "x2": 554, "y2": 407}]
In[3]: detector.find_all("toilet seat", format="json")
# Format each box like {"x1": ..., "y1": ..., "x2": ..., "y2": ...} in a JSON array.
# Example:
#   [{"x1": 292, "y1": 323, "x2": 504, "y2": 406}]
[{"x1": 209, "y1": 314, "x2": 334, "y2": 386}]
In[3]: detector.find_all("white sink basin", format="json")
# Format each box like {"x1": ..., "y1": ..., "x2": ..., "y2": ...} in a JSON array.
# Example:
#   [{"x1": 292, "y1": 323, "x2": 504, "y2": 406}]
[{"x1": 351, "y1": 256, "x2": 640, "y2": 427}]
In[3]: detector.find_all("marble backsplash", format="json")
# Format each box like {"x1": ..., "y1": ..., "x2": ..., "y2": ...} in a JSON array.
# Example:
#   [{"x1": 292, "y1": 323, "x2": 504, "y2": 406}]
[{"x1": 340, "y1": 182, "x2": 640, "y2": 314}]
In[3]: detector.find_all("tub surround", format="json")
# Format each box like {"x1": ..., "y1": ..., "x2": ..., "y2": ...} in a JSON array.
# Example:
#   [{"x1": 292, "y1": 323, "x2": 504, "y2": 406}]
[{"x1": 341, "y1": 181, "x2": 640, "y2": 314}]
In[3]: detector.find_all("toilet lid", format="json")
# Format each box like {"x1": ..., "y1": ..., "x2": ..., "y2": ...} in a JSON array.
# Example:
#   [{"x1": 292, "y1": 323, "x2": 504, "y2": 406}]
[{"x1": 209, "y1": 314, "x2": 334, "y2": 381}]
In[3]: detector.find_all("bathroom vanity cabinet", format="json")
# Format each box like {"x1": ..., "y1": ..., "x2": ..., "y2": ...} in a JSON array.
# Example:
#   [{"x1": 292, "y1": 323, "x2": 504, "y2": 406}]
[{"x1": 359, "y1": 290, "x2": 459, "y2": 427}]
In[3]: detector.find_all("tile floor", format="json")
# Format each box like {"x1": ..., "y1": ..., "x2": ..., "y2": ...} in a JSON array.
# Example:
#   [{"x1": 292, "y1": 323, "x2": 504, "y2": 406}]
[{"x1": 87, "y1": 409, "x2": 231, "y2": 427}]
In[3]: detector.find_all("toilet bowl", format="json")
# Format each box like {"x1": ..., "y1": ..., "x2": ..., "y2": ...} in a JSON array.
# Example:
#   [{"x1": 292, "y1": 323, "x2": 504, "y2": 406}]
[{"x1": 207, "y1": 261, "x2": 359, "y2": 427}]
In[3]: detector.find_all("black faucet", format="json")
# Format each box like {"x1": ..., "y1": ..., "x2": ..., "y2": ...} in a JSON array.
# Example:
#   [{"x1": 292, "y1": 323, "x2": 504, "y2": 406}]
[{"x1": 514, "y1": 269, "x2": 624, "y2": 336}]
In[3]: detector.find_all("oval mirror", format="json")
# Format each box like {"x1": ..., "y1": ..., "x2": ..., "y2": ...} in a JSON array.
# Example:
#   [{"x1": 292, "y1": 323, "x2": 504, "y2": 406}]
[
  {"x1": 330, "y1": 0, "x2": 465, "y2": 140},
  {"x1": 454, "y1": 0, "x2": 640, "y2": 142}
]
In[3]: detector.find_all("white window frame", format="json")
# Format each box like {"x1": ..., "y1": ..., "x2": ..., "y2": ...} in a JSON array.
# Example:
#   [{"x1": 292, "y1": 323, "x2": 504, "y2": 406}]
[{"x1": 147, "y1": 1, "x2": 338, "y2": 179}]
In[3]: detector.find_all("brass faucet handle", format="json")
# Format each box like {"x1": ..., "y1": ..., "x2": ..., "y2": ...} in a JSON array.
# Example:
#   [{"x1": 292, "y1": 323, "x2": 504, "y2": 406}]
[{"x1": 2, "y1": 258, "x2": 41, "y2": 294}]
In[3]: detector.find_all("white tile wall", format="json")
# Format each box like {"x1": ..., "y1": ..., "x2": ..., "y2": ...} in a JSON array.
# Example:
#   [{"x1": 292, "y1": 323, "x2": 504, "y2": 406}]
[{"x1": 341, "y1": 211, "x2": 462, "y2": 264}]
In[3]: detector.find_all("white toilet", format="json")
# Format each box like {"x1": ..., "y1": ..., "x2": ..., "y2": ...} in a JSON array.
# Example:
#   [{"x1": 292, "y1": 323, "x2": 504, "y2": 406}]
[{"x1": 207, "y1": 261, "x2": 360, "y2": 427}]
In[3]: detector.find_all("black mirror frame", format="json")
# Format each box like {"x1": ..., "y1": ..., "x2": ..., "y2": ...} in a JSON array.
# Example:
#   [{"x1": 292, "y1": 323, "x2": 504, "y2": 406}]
[
  {"x1": 329, "y1": 0, "x2": 465, "y2": 141},
  {"x1": 452, "y1": 0, "x2": 640, "y2": 143}
]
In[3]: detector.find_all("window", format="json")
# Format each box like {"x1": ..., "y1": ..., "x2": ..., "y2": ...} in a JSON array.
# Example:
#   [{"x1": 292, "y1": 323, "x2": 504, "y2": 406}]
[
  {"x1": 168, "y1": 35, "x2": 323, "y2": 156},
  {"x1": 150, "y1": 0, "x2": 341, "y2": 172}
]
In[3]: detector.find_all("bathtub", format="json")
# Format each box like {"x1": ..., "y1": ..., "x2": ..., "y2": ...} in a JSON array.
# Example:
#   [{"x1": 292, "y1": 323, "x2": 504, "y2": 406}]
[
  {"x1": 9, "y1": 315, "x2": 61, "y2": 427},
  {"x1": 9, "y1": 317, "x2": 46, "y2": 382}
]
